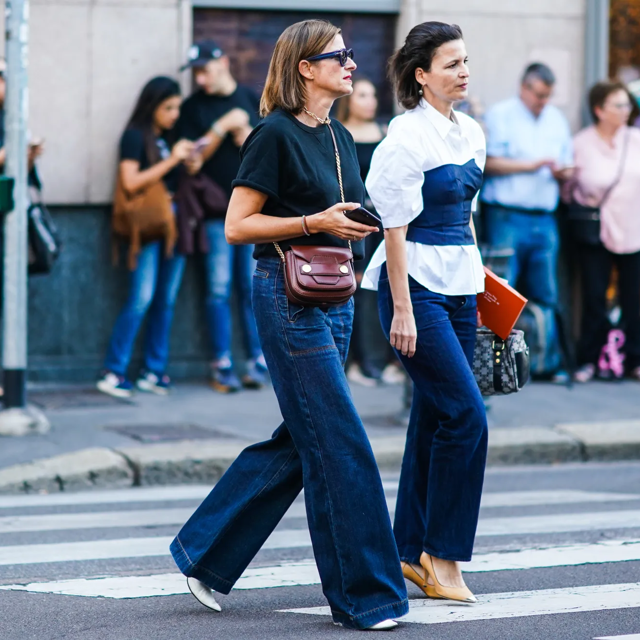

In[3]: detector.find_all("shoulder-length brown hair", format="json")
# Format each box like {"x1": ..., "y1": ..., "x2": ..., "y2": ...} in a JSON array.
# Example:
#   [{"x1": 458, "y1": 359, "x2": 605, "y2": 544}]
[{"x1": 260, "y1": 19, "x2": 340, "y2": 117}]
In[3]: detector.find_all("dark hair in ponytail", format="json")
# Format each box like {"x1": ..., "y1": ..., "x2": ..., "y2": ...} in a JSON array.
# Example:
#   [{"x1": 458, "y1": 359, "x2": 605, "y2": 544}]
[{"x1": 389, "y1": 21, "x2": 463, "y2": 110}]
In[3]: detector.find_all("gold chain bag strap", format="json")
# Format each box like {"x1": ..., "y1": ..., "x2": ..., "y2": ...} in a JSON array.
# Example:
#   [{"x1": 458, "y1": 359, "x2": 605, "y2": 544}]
[{"x1": 274, "y1": 122, "x2": 356, "y2": 308}]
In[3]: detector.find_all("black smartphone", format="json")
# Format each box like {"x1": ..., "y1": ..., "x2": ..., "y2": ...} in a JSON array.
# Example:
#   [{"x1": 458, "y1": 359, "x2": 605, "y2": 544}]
[{"x1": 344, "y1": 206, "x2": 382, "y2": 228}]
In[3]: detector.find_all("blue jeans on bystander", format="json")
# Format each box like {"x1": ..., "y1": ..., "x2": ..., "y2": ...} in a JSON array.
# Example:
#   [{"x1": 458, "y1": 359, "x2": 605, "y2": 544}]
[
  {"x1": 104, "y1": 241, "x2": 186, "y2": 376},
  {"x1": 204, "y1": 220, "x2": 262, "y2": 364},
  {"x1": 171, "y1": 257, "x2": 408, "y2": 629}
]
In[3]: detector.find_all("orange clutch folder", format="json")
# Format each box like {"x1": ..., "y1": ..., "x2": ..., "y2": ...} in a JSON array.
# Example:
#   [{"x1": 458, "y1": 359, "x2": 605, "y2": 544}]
[{"x1": 477, "y1": 267, "x2": 528, "y2": 340}]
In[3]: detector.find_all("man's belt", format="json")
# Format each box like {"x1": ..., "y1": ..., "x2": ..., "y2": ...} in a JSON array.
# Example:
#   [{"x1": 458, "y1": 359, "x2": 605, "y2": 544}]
[{"x1": 482, "y1": 203, "x2": 555, "y2": 216}]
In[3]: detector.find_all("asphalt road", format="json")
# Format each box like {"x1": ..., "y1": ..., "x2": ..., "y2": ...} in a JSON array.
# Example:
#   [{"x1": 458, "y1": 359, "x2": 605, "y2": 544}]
[{"x1": 2, "y1": 461, "x2": 640, "y2": 640}]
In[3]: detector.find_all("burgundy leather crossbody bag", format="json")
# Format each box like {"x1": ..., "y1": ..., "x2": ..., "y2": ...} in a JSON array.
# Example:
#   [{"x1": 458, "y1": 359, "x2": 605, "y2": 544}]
[{"x1": 274, "y1": 123, "x2": 356, "y2": 308}]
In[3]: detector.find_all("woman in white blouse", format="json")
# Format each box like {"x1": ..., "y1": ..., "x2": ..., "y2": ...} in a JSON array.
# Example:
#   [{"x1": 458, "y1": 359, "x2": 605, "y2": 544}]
[{"x1": 363, "y1": 21, "x2": 487, "y2": 604}]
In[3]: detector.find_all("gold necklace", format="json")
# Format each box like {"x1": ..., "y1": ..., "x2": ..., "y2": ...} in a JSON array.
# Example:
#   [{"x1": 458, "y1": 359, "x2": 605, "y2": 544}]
[{"x1": 303, "y1": 106, "x2": 330, "y2": 125}]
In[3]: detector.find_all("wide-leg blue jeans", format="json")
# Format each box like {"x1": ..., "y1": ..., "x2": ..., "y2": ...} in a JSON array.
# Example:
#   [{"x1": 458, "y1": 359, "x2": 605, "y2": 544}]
[
  {"x1": 378, "y1": 269, "x2": 488, "y2": 563},
  {"x1": 171, "y1": 257, "x2": 408, "y2": 629}
]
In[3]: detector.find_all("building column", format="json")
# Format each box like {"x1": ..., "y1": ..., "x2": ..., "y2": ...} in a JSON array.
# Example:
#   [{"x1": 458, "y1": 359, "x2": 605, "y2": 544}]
[{"x1": 583, "y1": 0, "x2": 610, "y2": 123}]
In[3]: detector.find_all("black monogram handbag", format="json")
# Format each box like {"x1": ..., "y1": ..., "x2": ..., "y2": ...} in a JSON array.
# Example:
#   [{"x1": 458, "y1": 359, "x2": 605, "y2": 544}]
[{"x1": 474, "y1": 327, "x2": 530, "y2": 396}]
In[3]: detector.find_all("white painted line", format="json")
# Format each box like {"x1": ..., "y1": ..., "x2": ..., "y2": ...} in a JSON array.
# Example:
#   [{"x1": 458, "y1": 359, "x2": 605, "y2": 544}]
[
  {"x1": 0, "y1": 508, "x2": 193, "y2": 534},
  {"x1": 477, "y1": 510, "x2": 640, "y2": 537},
  {"x1": 0, "y1": 528, "x2": 311, "y2": 566},
  {"x1": 0, "y1": 562, "x2": 322, "y2": 598},
  {"x1": 594, "y1": 635, "x2": 640, "y2": 639},
  {"x1": 0, "y1": 536, "x2": 174, "y2": 566},
  {"x1": 1, "y1": 486, "x2": 636, "y2": 512},
  {"x1": 0, "y1": 538, "x2": 640, "y2": 598},
  {"x1": 281, "y1": 583, "x2": 640, "y2": 624},
  {"x1": 480, "y1": 491, "x2": 640, "y2": 508},
  {"x1": 378, "y1": 486, "x2": 640, "y2": 508},
  {"x1": 466, "y1": 539, "x2": 640, "y2": 573},
  {"x1": 0, "y1": 485, "x2": 213, "y2": 509}
]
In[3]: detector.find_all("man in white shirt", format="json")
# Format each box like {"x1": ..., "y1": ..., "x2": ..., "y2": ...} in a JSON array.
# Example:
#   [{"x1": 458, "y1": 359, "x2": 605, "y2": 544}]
[{"x1": 481, "y1": 63, "x2": 573, "y2": 379}]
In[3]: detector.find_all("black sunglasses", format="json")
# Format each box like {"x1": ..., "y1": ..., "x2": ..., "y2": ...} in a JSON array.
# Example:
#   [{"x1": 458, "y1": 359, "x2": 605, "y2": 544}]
[{"x1": 306, "y1": 48, "x2": 354, "y2": 68}]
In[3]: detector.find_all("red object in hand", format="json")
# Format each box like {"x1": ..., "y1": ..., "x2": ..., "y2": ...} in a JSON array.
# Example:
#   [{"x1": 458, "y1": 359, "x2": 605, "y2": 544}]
[{"x1": 476, "y1": 267, "x2": 528, "y2": 340}]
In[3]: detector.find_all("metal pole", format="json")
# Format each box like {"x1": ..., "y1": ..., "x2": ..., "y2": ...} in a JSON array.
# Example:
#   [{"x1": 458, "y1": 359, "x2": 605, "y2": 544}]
[
  {"x1": 3, "y1": 0, "x2": 29, "y2": 408},
  {"x1": 583, "y1": 0, "x2": 610, "y2": 125}
]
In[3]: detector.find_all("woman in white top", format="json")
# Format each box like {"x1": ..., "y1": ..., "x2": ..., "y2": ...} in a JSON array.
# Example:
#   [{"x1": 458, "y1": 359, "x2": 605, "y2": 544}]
[{"x1": 363, "y1": 21, "x2": 487, "y2": 604}]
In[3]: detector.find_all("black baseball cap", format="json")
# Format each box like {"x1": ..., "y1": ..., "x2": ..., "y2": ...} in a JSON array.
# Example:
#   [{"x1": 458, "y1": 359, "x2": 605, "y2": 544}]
[{"x1": 180, "y1": 40, "x2": 224, "y2": 71}]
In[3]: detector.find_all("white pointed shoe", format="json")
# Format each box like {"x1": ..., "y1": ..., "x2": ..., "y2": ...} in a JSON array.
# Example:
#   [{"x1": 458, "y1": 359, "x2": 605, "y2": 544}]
[
  {"x1": 367, "y1": 619, "x2": 398, "y2": 630},
  {"x1": 187, "y1": 577, "x2": 222, "y2": 612}
]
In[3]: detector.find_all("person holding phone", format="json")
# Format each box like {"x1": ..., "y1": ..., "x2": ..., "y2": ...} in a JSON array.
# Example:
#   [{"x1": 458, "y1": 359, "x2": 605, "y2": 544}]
[
  {"x1": 363, "y1": 21, "x2": 487, "y2": 604},
  {"x1": 97, "y1": 77, "x2": 193, "y2": 397},
  {"x1": 170, "y1": 20, "x2": 408, "y2": 631},
  {"x1": 178, "y1": 41, "x2": 267, "y2": 393},
  {"x1": 481, "y1": 63, "x2": 574, "y2": 382}
]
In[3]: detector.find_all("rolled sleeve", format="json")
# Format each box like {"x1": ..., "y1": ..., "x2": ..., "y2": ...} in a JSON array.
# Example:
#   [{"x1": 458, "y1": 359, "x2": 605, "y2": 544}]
[{"x1": 365, "y1": 137, "x2": 424, "y2": 229}]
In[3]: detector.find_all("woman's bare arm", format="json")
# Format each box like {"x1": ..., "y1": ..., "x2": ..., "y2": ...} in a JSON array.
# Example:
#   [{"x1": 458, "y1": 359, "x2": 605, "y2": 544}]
[
  {"x1": 385, "y1": 225, "x2": 417, "y2": 358},
  {"x1": 225, "y1": 186, "x2": 379, "y2": 245}
]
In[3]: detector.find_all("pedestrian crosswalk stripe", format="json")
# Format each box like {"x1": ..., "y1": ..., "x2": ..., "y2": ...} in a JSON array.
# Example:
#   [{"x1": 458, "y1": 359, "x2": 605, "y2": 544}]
[
  {"x1": 0, "y1": 485, "x2": 215, "y2": 509},
  {"x1": 476, "y1": 509, "x2": 640, "y2": 537},
  {"x1": 4, "y1": 503, "x2": 640, "y2": 538},
  {"x1": 594, "y1": 635, "x2": 640, "y2": 639},
  {"x1": 2, "y1": 538, "x2": 640, "y2": 590},
  {"x1": 280, "y1": 582, "x2": 640, "y2": 624},
  {"x1": 0, "y1": 487, "x2": 637, "y2": 511},
  {"x1": 0, "y1": 563, "x2": 322, "y2": 598}
]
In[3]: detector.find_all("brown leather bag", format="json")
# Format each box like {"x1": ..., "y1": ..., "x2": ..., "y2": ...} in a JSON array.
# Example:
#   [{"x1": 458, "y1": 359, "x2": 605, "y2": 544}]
[
  {"x1": 275, "y1": 122, "x2": 356, "y2": 307},
  {"x1": 112, "y1": 174, "x2": 177, "y2": 270}
]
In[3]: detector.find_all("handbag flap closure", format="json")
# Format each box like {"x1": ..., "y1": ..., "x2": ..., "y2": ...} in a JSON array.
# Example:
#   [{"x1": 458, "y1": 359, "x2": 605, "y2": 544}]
[{"x1": 288, "y1": 245, "x2": 354, "y2": 288}]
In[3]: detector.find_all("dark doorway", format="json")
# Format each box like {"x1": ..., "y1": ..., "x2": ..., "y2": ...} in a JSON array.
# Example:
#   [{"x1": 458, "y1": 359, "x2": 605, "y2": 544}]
[{"x1": 193, "y1": 9, "x2": 398, "y2": 120}]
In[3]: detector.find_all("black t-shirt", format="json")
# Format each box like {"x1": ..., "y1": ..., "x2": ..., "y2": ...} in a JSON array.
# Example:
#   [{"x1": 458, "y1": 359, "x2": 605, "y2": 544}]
[
  {"x1": 177, "y1": 85, "x2": 260, "y2": 207},
  {"x1": 233, "y1": 109, "x2": 367, "y2": 261},
  {"x1": 119, "y1": 127, "x2": 178, "y2": 193}
]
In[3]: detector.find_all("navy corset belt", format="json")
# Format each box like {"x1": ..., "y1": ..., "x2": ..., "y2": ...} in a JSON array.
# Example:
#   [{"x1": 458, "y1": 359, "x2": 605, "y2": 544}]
[{"x1": 407, "y1": 159, "x2": 483, "y2": 247}]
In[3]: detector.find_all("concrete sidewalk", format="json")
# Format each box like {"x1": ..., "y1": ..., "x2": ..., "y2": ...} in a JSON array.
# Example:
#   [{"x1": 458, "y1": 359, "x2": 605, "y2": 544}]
[{"x1": 0, "y1": 379, "x2": 638, "y2": 493}]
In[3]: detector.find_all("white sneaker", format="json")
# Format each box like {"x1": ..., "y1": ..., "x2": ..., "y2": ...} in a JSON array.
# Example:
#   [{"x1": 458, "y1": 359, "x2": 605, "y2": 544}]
[
  {"x1": 96, "y1": 371, "x2": 133, "y2": 398},
  {"x1": 381, "y1": 363, "x2": 405, "y2": 385},
  {"x1": 187, "y1": 577, "x2": 221, "y2": 612},
  {"x1": 347, "y1": 364, "x2": 377, "y2": 387}
]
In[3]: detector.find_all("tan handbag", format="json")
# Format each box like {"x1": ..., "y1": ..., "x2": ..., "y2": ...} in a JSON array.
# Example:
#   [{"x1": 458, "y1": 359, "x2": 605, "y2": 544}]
[
  {"x1": 274, "y1": 123, "x2": 356, "y2": 308},
  {"x1": 112, "y1": 174, "x2": 177, "y2": 270}
]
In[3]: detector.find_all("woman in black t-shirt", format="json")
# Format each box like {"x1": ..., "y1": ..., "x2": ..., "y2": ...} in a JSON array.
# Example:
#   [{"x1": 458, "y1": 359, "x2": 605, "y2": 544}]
[
  {"x1": 170, "y1": 20, "x2": 409, "y2": 631},
  {"x1": 97, "y1": 77, "x2": 193, "y2": 399}
]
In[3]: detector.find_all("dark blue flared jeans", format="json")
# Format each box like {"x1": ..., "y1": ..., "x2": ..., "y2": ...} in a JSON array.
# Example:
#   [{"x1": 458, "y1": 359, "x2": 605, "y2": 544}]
[
  {"x1": 378, "y1": 269, "x2": 488, "y2": 563},
  {"x1": 171, "y1": 257, "x2": 408, "y2": 629}
]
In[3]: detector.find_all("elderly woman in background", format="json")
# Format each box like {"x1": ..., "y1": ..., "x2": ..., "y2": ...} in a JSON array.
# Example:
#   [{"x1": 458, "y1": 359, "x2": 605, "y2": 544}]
[{"x1": 569, "y1": 81, "x2": 640, "y2": 382}]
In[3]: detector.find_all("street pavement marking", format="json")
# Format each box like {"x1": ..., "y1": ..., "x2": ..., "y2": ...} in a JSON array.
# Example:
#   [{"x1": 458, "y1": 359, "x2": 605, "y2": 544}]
[
  {"x1": 0, "y1": 529, "x2": 312, "y2": 566},
  {"x1": 594, "y1": 635, "x2": 640, "y2": 639},
  {"x1": 280, "y1": 583, "x2": 640, "y2": 624},
  {"x1": 2, "y1": 538, "x2": 640, "y2": 587},
  {"x1": 0, "y1": 485, "x2": 214, "y2": 509},
  {"x1": 4, "y1": 504, "x2": 640, "y2": 537},
  {"x1": 0, "y1": 563, "x2": 322, "y2": 598},
  {"x1": 0, "y1": 487, "x2": 637, "y2": 511}
]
